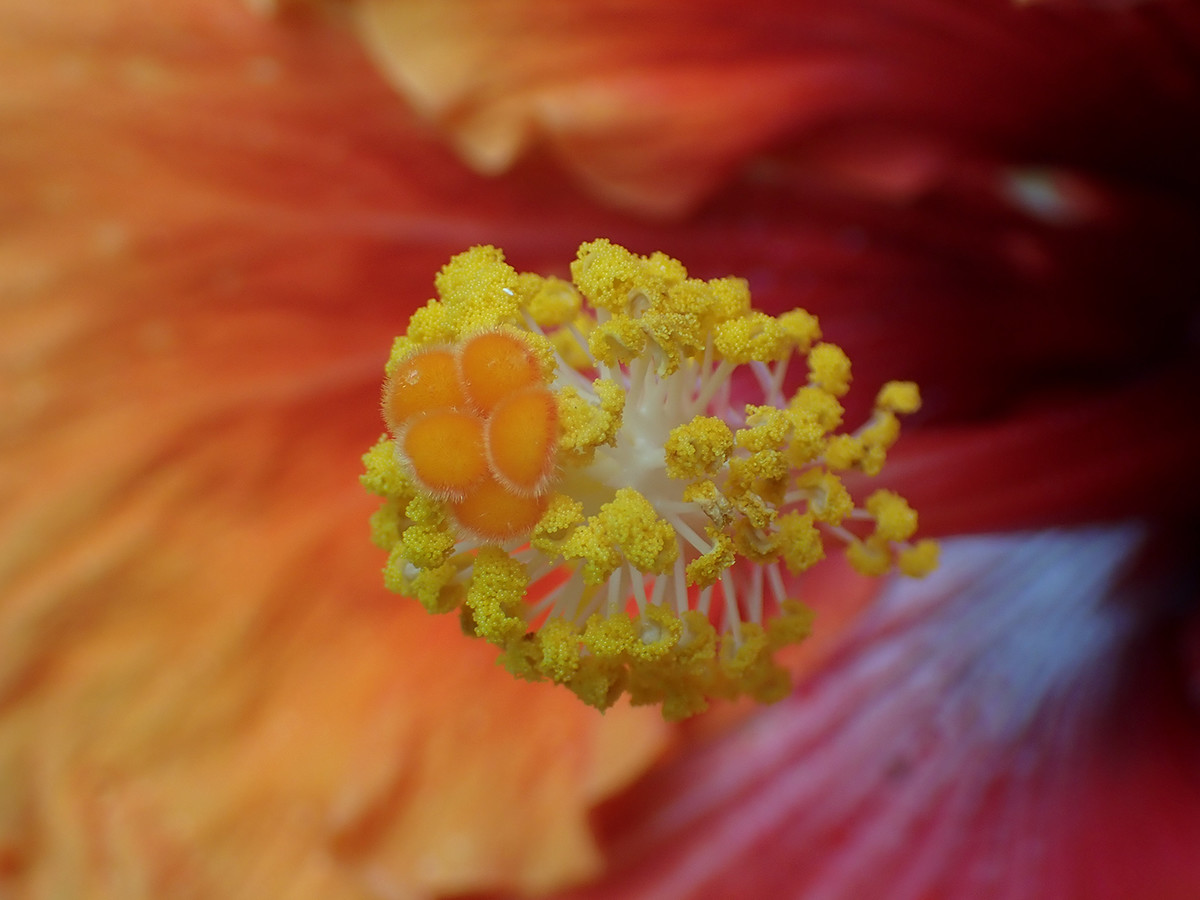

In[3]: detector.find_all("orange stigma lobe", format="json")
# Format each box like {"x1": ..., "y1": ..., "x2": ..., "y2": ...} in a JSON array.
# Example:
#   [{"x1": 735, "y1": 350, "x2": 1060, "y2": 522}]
[
  {"x1": 384, "y1": 349, "x2": 466, "y2": 430},
  {"x1": 486, "y1": 386, "x2": 558, "y2": 495},
  {"x1": 451, "y1": 477, "x2": 549, "y2": 542},
  {"x1": 457, "y1": 330, "x2": 543, "y2": 414},
  {"x1": 402, "y1": 410, "x2": 488, "y2": 499}
]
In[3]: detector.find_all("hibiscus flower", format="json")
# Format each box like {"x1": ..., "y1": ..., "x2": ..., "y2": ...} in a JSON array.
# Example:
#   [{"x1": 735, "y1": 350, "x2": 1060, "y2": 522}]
[{"x1": 2, "y1": 2, "x2": 1198, "y2": 900}]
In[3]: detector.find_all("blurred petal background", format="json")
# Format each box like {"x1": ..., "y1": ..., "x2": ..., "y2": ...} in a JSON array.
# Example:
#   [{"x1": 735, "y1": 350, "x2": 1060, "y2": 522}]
[{"x1": 2, "y1": 0, "x2": 1198, "y2": 898}]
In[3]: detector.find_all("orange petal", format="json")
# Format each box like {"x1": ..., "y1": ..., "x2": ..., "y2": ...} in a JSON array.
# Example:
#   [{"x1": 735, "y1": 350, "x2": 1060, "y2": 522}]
[
  {"x1": 351, "y1": 0, "x2": 1200, "y2": 222},
  {"x1": 0, "y1": 2, "x2": 668, "y2": 896},
  {"x1": 355, "y1": 0, "x2": 859, "y2": 216}
]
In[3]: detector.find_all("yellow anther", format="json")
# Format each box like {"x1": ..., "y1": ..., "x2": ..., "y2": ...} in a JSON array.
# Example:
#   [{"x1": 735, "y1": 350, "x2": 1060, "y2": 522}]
[
  {"x1": 866, "y1": 489, "x2": 919, "y2": 542},
  {"x1": 685, "y1": 529, "x2": 736, "y2": 588},
  {"x1": 571, "y1": 239, "x2": 688, "y2": 315},
  {"x1": 589, "y1": 314, "x2": 648, "y2": 366},
  {"x1": 522, "y1": 274, "x2": 581, "y2": 327},
  {"x1": 405, "y1": 493, "x2": 446, "y2": 527},
  {"x1": 361, "y1": 435, "x2": 414, "y2": 500},
  {"x1": 766, "y1": 600, "x2": 816, "y2": 648},
  {"x1": 719, "y1": 624, "x2": 773, "y2": 684},
  {"x1": 582, "y1": 613, "x2": 640, "y2": 660},
  {"x1": 434, "y1": 245, "x2": 521, "y2": 334},
  {"x1": 795, "y1": 468, "x2": 854, "y2": 525},
  {"x1": 560, "y1": 518, "x2": 622, "y2": 586},
  {"x1": 777, "y1": 309, "x2": 822, "y2": 353},
  {"x1": 408, "y1": 561, "x2": 469, "y2": 615},
  {"x1": 665, "y1": 416, "x2": 734, "y2": 479},
  {"x1": 363, "y1": 240, "x2": 938, "y2": 719},
  {"x1": 641, "y1": 309, "x2": 705, "y2": 374},
  {"x1": 808, "y1": 342, "x2": 853, "y2": 396},
  {"x1": 713, "y1": 311, "x2": 791, "y2": 363},
  {"x1": 567, "y1": 656, "x2": 627, "y2": 712},
  {"x1": 824, "y1": 434, "x2": 865, "y2": 471},
  {"x1": 736, "y1": 405, "x2": 792, "y2": 453},
  {"x1": 876, "y1": 380, "x2": 922, "y2": 414},
  {"x1": 702, "y1": 276, "x2": 752, "y2": 322},
  {"x1": 465, "y1": 546, "x2": 529, "y2": 644},
  {"x1": 733, "y1": 518, "x2": 783, "y2": 563},
  {"x1": 530, "y1": 494, "x2": 585, "y2": 555},
  {"x1": 806, "y1": 343, "x2": 854, "y2": 396},
  {"x1": 789, "y1": 385, "x2": 844, "y2": 433},
  {"x1": 535, "y1": 617, "x2": 583, "y2": 682},
  {"x1": 556, "y1": 380, "x2": 624, "y2": 465},
  {"x1": 846, "y1": 538, "x2": 892, "y2": 577},
  {"x1": 861, "y1": 410, "x2": 902, "y2": 453},
  {"x1": 631, "y1": 604, "x2": 685, "y2": 660},
  {"x1": 399, "y1": 522, "x2": 458, "y2": 570},
  {"x1": 404, "y1": 301, "x2": 455, "y2": 347},
  {"x1": 899, "y1": 539, "x2": 940, "y2": 577},
  {"x1": 731, "y1": 486, "x2": 777, "y2": 531},
  {"x1": 777, "y1": 511, "x2": 826, "y2": 573},
  {"x1": 369, "y1": 499, "x2": 404, "y2": 551},
  {"x1": 683, "y1": 480, "x2": 735, "y2": 528},
  {"x1": 562, "y1": 489, "x2": 677, "y2": 584},
  {"x1": 728, "y1": 450, "x2": 789, "y2": 495},
  {"x1": 599, "y1": 489, "x2": 679, "y2": 575}
]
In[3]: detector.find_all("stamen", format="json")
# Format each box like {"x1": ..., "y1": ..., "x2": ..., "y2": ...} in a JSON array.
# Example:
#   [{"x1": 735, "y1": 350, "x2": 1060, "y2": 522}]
[{"x1": 362, "y1": 240, "x2": 938, "y2": 719}]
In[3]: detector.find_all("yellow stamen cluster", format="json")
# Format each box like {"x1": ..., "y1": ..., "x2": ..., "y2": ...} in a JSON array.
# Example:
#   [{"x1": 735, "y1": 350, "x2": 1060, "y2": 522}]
[{"x1": 363, "y1": 240, "x2": 937, "y2": 719}]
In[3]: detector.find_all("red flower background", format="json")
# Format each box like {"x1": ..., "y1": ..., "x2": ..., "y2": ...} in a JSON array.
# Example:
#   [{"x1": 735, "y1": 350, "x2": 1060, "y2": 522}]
[{"x1": 2, "y1": 0, "x2": 1199, "y2": 897}]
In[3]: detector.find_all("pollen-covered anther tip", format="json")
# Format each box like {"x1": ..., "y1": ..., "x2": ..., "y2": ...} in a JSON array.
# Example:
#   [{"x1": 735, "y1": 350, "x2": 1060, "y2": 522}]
[{"x1": 876, "y1": 380, "x2": 922, "y2": 415}]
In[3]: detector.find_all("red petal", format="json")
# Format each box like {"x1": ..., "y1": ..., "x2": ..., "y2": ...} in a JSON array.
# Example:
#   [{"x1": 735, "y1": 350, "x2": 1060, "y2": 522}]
[
  {"x1": 353, "y1": 0, "x2": 1200, "y2": 216},
  {"x1": 572, "y1": 526, "x2": 1200, "y2": 899},
  {"x1": 885, "y1": 363, "x2": 1200, "y2": 534}
]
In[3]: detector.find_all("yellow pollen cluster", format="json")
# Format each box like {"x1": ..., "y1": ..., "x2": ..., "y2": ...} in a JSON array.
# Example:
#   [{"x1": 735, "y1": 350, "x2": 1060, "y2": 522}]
[{"x1": 362, "y1": 240, "x2": 938, "y2": 719}]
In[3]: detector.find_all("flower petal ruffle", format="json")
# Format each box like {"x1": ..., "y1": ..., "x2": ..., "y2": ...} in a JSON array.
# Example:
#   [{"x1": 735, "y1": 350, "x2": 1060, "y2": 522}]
[{"x1": 350, "y1": 0, "x2": 1200, "y2": 217}]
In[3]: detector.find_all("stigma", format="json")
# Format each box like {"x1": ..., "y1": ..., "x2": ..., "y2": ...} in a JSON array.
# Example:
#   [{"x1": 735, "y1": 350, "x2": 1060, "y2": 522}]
[{"x1": 362, "y1": 240, "x2": 937, "y2": 720}]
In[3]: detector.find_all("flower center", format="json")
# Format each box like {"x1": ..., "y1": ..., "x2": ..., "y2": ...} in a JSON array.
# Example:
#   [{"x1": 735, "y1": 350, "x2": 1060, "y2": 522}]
[{"x1": 362, "y1": 240, "x2": 938, "y2": 719}]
